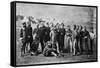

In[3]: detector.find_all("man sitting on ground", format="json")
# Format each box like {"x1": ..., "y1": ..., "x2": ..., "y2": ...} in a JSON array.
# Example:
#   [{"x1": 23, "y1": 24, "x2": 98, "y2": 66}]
[{"x1": 43, "y1": 41, "x2": 59, "y2": 57}]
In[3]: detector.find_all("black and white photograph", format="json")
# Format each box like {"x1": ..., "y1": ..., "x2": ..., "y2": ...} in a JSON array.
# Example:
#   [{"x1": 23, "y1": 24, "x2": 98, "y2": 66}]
[{"x1": 13, "y1": 1, "x2": 97, "y2": 66}]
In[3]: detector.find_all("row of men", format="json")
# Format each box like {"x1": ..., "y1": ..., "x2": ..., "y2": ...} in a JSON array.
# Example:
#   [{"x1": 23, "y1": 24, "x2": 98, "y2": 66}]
[{"x1": 20, "y1": 21, "x2": 96, "y2": 57}]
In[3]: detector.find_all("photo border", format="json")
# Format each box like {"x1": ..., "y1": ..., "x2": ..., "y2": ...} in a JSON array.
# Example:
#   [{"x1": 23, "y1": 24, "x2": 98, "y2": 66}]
[{"x1": 11, "y1": 1, "x2": 98, "y2": 67}]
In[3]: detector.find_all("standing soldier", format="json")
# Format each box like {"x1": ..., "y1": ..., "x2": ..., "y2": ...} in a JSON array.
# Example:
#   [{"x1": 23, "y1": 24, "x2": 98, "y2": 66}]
[
  {"x1": 50, "y1": 26, "x2": 57, "y2": 44},
  {"x1": 72, "y1": 25, "x2": 77, "y2": 55},
  {"x1": 55, "y1": 23, "x2": 60, "y2": 53},
  {"x1": 64, "y1": 25, "x2": 73, "y2": 53},
  {"x1": 89, "y1": 28, "x2": 95, "y2": 55},
  {"x1": 38, "y1": 23, "x2": 46, "y2": 52},
  {"x1": 75, "y1": 25, "x2": 81, "y2": 55},
  {"x1": 20, "y1": 22, "x2": 27, "y2": 56},
  {"x1": 82, "y1": 26, "x2": 90, "y2": 54},
  {"x1": 59, "y1": 23, "x2": 66, "y2": 53},
  {"x1": 50, "y1": 26, "x2": 60, "y2": 54},
  {"x1": 78, "y1": 25, "x2": 84, "y2": 54},
  {"x1": 44, "y1": 22, "x2": 50, "y2": 42},
  {"x1": 26, "y1": 22, "x2": 33, "y2": 54}
]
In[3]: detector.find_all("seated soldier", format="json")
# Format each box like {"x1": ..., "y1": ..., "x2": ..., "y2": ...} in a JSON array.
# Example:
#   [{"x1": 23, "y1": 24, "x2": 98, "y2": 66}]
[
  {"x1": 30, "y1": 26, "x2": 40, "y2": 56},
  {"x1": 30, "y1": 39, "x2": 39, "y2": 56},
  {"x1": 43, "y1": 41, "x2": 59, "y2": 57}
]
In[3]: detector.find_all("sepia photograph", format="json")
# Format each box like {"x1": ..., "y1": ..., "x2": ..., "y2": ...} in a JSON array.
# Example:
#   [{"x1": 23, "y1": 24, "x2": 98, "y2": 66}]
[{"x1": 15, "y1": 2, "x2": 97, "y2": 66}]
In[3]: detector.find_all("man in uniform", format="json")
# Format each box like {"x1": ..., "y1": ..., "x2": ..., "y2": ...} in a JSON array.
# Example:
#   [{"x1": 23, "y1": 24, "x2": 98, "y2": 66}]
[
  {"x1": 72, "y1": 25, "x2": 77, "y2": 55},
  {"x1": 43, "y1": 41, "x2": 59, "y2": 57},
  {"x1": 55, "y1": 23, "x2": 60, "y2": 53},
  {"x1": 78, "y1": 25, "x2": 84, "y2": 54},
  {"x1": 89, "y1": 28, "x2": 95, "y2": 55},
  {"x1": 44, "y1": 22, "x2": 50, "y2": 43},
  {"x1": 64, "y1": 25, "x2": 73, "y2": 53},
  {"x1": 20, "y1": 22, "x2": 27, "y2": 56},
  {"x1": 75, "y1": 25, "x2": 81, "y2": 55},
  {"x1": 82, "y1": 26, "x2": 90, "y2": 54},
  {"x1": 26, "y1": 22, "x2": 33, "y2": 54},
  {"x1": 38, "y1": 23, "x2": 46, "y2": 52},
  {"x1": 59, "y1": 23, "x2": 66, "y2": 53},
  {"x1": 30, "y1": 24, "x2": 40, "y2": 55}
]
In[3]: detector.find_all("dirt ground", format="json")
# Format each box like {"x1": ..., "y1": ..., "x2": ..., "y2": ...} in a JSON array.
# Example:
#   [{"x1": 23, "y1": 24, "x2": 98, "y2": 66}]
[
  {"x1": 16, "y1": 39, "x2": 97, "y2": 66},
  {"x1": 16, "y1": 52, "x2": 97, "y2": 66}
]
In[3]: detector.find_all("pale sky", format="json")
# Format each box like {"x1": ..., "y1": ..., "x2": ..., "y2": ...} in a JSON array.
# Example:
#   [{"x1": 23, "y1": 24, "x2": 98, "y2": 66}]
[{"x1": 16, "y1": 3, "x2": 96, "y2": 25}]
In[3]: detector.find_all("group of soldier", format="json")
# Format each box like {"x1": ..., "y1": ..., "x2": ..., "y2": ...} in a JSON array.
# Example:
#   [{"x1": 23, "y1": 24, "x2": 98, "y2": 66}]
[{"x1": 20, "y1": 19, "x2": 96, "y2": 57}]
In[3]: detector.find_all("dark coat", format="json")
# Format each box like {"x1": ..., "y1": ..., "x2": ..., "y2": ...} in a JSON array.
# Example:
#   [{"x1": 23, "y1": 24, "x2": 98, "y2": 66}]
[
  {"x1": 26, "y1": 26, "x2": 33, "y2": 43},
  {"x1": 59, "y1": 28, "x2": 66, "y2": 42},
  {"x1": 20, "y1": 27, "x2": 27, "y2": 43},
  {"x1": 44, "y1": 27, "x2": 50, "y2": 42},
  {"x1": 55, "y1": 28, "x2": 60, "y2": 42},
  {"x1": 38, "y1": 26, "x2": 46, "y2": 40},
  {"x1": 82, "y1": 30, "x2": 90, "y2": 52},
  {"x1": 59, "y1": 28, "x2": 66, "y2": 51}
]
